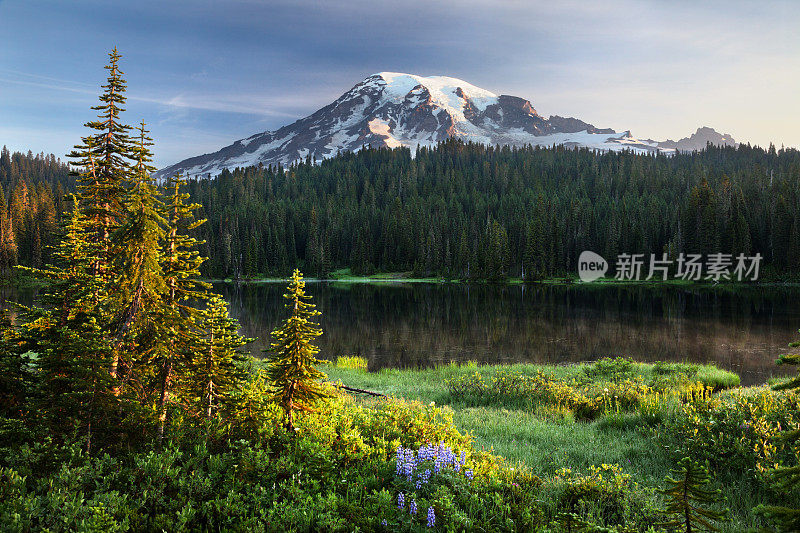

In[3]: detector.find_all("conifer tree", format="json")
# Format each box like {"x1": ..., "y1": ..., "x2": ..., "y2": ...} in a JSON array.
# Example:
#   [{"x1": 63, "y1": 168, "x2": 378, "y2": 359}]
[
  {"x1": 659, "y1": 457, "x2": 727, "y2": 532},
  {"x1": 265, "y1": 269, "x2": 332, "y2": 431},
  {"x1": 108, "y1": 122, "x2": 167, "y2": 406},
  {"x1": 154, "y1": 171, "x2": 212, "y2": 438},
  {"x1": 67, "y1": 48, "x2": 135, "y2": 386},
  {"x1": 9, "y1": 49, "x2": 256, "y2": 450},
  {"x1": 68, "y1": 47, "x2": 133, "y2": 270},
  {"x1": 187, "y1": 295, "x2": 251, "y2": 420},
  {"x1": 758, "y1": 331, "x2": 800, "y2": 531},
  {"x1": 161, "y1": 172, "x2": 208, "y2": 310},
  {"x1": 0, "y1": 185, "x2": 18, "y2": 272},
  {"x1": 19, "y1": 198, "x2": 113, "y2": 449}
]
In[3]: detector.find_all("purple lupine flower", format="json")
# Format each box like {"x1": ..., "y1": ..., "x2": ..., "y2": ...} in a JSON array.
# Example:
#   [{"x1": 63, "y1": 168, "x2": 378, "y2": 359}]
[
  {"x1": 465, "y1": 469, "x2": 474, "y2": 480},
  {"x1": 404, "y1": 461, "x2": 414, "y2": 480},
  {"x1": 396, "y1": 447, "x2": 403, "y2": 475},
  {"x1": 397, "y1": 493, "x2": 405, "y2": 510},
  {"x1": 460, "y1": 450, "x2": 466, "y2": 466},
  {"x1": 409, "y1": 498, "x2": 418, "y2": 515},
  {"x1": 427, "y1": 506, "x2": 436, "y2": 527},
  {"x1": 381, "y1": 519, "x2": 388, "y2": 526},
  {"x1": 423, "y1": 469, "x2": 431, "y2": 484}
]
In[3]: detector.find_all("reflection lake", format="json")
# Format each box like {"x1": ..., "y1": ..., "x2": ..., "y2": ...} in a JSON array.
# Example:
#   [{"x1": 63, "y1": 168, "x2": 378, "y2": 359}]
[
  {"x1": 5, "y1": 281, "x2": 800, "y2": 386},
  {"x1": 213, "y1": 281, "x2": 800, "y2": 386}
]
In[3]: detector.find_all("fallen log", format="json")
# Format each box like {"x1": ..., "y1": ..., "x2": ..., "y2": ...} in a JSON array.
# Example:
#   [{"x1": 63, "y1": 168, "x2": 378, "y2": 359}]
[{"x1": 332, "y1": 384, "x2": 386, "y2": 397}]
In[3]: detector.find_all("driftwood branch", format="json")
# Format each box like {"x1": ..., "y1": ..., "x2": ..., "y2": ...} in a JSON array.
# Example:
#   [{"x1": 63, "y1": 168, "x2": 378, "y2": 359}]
[{"x1": 332, "y1": 383, "x2": 386, "y2": 397}]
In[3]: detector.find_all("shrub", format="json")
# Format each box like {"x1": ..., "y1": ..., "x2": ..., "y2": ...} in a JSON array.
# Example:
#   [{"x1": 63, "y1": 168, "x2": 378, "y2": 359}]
[
  {"x1": 583, "y1": 357, "x2": 635, "y2": 382},
  {"x1": 664, "y1": 387, "x2": 800, "y2": 479},
  {"x1": 336, "y1": 356, "x2": 368, "y2": 371},
  {"x1": 446, "y1": 370, "x2": 660, "y2": 420},
  {"x1": 541, "y1": 463, "x2": 662, "y2": 529}
]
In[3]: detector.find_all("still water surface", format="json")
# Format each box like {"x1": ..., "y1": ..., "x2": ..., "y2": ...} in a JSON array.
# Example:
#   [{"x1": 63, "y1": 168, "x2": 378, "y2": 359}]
[
  {"x1": 213, "y1": 282, "x2": 800, "y2": 386},
  {"x1": 5, "y1": 282, "x2": 799, "y2": 386}
]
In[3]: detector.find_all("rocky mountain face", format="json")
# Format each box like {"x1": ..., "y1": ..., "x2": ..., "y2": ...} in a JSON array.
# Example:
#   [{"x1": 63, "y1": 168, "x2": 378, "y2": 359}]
[
  {"x1": 155, "y1": 73, "x2": 736, "y2": 179},
  {"x1": 657, "y1": 126, "x2": 737, "y2": 151}
]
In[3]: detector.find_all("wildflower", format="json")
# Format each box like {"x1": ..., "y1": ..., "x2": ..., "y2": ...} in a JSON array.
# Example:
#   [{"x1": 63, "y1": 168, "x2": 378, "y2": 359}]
[
  {"x1": 465, "y1": 469, "x2": 474, "y2": 480},
  {"x1": 410, "y1": 498, "x2": 418, "y2": 515},
  {"x1": 397, "y1": 492, "x2": 405, "y2": 510},
  {"x1": 381, "y1": 519, "x2": 388, "y2": 526},
  {"x1": 427, "y1": 506, "x2": 436, "y2": 527}
]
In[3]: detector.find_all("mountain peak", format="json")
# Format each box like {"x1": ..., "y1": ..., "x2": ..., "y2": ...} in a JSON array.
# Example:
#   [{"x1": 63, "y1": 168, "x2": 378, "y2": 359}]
[
  {"x1": 370, "y1": 72, "x2": 498, "y2": 104},
  {"x1": 153, "y1": 73, "x2": 733, "y2": 179},
  {"x1": 658, "y1": 126, "x2": 737, "y2": 151}
]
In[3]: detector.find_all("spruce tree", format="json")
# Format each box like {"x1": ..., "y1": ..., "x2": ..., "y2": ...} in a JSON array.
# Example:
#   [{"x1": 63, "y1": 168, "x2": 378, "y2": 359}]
[
  {"x1": 68, "y1": 47, "x2": 133, "y2": 271},
  {"x1": 108, "y1": 122, "x2": 167, "y2": 408},
  {"x1": 758, "y1": 331, "x2": 800, "y2": 531},
  {"x1": 19, "y1": 198, "x2": 113, "y2": 449},
  {"x1": 67, "y1": 48, "x2": 135, "y2": 386},
  {"x1": 155, "y1": 171, "x2": 211, "y2": 438},
  {"x1": 659, "y1": 457, "x2": 727, "y2": 532},
  {"x1": 265, "y1": 269, "x2": 332, "y2": 431},
  {"x1": 187, "y1": 295, "x2": 251, "y2": 421}
]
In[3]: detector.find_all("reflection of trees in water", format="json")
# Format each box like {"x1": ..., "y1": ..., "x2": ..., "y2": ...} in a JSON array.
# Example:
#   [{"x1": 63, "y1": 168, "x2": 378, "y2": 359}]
[
  {"x1": 10, "y1": 282, "x2": 796, "y2": 386},
  {"x1": 0, "y1": 286, "x2": 37, "y2": 323}
]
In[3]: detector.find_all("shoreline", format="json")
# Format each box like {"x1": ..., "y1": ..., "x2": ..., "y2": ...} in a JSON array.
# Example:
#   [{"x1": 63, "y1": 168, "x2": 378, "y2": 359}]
[{"x1": 200, "y1": 273, "x2": 800, "y2": 288}]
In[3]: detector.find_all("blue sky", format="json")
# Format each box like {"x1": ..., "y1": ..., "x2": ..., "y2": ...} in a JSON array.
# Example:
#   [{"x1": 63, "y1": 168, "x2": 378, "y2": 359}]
[{"x1": 1, "y1": 0, "x2": 799, "y2": 168}]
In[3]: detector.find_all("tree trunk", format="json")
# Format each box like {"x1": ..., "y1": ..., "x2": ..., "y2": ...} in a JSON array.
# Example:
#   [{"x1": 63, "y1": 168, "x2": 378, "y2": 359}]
[
  {"x1": 284, "y1": 380, "x2": 297, "y2": 432},
  {"x1": 157, "y1": 360, "x2": 173, "y2": 442}
]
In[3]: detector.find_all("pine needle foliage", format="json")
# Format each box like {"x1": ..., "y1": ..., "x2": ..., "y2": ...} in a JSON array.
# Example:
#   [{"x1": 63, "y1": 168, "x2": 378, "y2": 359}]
[
  {"x1": 67, "y1": 47, "x2": 132, "y2": 272},
  {"x1": 265, "y1": 269, "x2": 332, "y2": 431},
  {"x1": 758, "y1": 330, "x2": 800, "y2": 531},
  {"x1": 18, "y1": 198, "x2": 115, "y2": 447},
  {"x1": 659, "y1": 457, "x2": 727, "y2": 532},
  {"x1": 187, "y1": 295, "x2": 252, "y2": 420},
  {"x1": 7, "y1": 49, "x2": 253, "y2": 450}
]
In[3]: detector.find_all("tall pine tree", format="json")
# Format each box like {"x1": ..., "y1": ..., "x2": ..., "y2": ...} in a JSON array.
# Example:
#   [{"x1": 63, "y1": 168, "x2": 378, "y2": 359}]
[{"x1": 265, "y1": 269, "x2": 332, "y2": 431}]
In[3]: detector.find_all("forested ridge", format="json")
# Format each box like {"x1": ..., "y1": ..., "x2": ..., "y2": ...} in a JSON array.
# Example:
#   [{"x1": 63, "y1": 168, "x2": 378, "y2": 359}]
[
  {"x1": 4, "y1": 138, "x2": 800, "y2": 282},
  {"x1": 184, "y1": 140, "x2": 800, "y2": 280},
  {"x1": 0, "y1": 147, "x2": 71, "y2": 271}
]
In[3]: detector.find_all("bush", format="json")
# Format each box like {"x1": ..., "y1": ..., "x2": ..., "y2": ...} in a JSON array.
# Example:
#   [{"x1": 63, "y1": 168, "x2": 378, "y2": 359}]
[
  {"x1": 446, "y1": 369, "x2": 659, "y2": 420},
  {"x1": 335, "y1": 356, "x2": 368, "y2": 371},
  {"x1": 664, "y1": 387, "x2": 800, "y2": 480},
  {"x1": 540, "y1": 463, "x2": 663, "y2": 530}
]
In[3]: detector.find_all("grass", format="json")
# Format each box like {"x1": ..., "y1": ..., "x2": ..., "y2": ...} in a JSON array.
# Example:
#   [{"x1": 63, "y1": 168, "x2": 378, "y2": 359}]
[
  {"x1": 196, "y1": 269, "x2": 800, "y2": 288},
  {"x1": 321, "y1": 360, "x2": 764, "y2": 532},
  {"x1": 328, "y1": 267, "x2": 442, "y2": 283},
  {"x1": 321, "y1": 360, "x2": 736, "y2": 473}
]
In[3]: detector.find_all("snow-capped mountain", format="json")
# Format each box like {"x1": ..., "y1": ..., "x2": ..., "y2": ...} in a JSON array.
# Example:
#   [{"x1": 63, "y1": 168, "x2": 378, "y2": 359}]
[{"x1": 154, "y1": 73, "x2": 735, "y2": 178}]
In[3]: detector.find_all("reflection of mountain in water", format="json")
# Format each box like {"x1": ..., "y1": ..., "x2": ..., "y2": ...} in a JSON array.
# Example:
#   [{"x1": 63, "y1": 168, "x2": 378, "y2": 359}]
[{"x1": 212, "y1": 282, "x2": 800, "y2": 386}]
